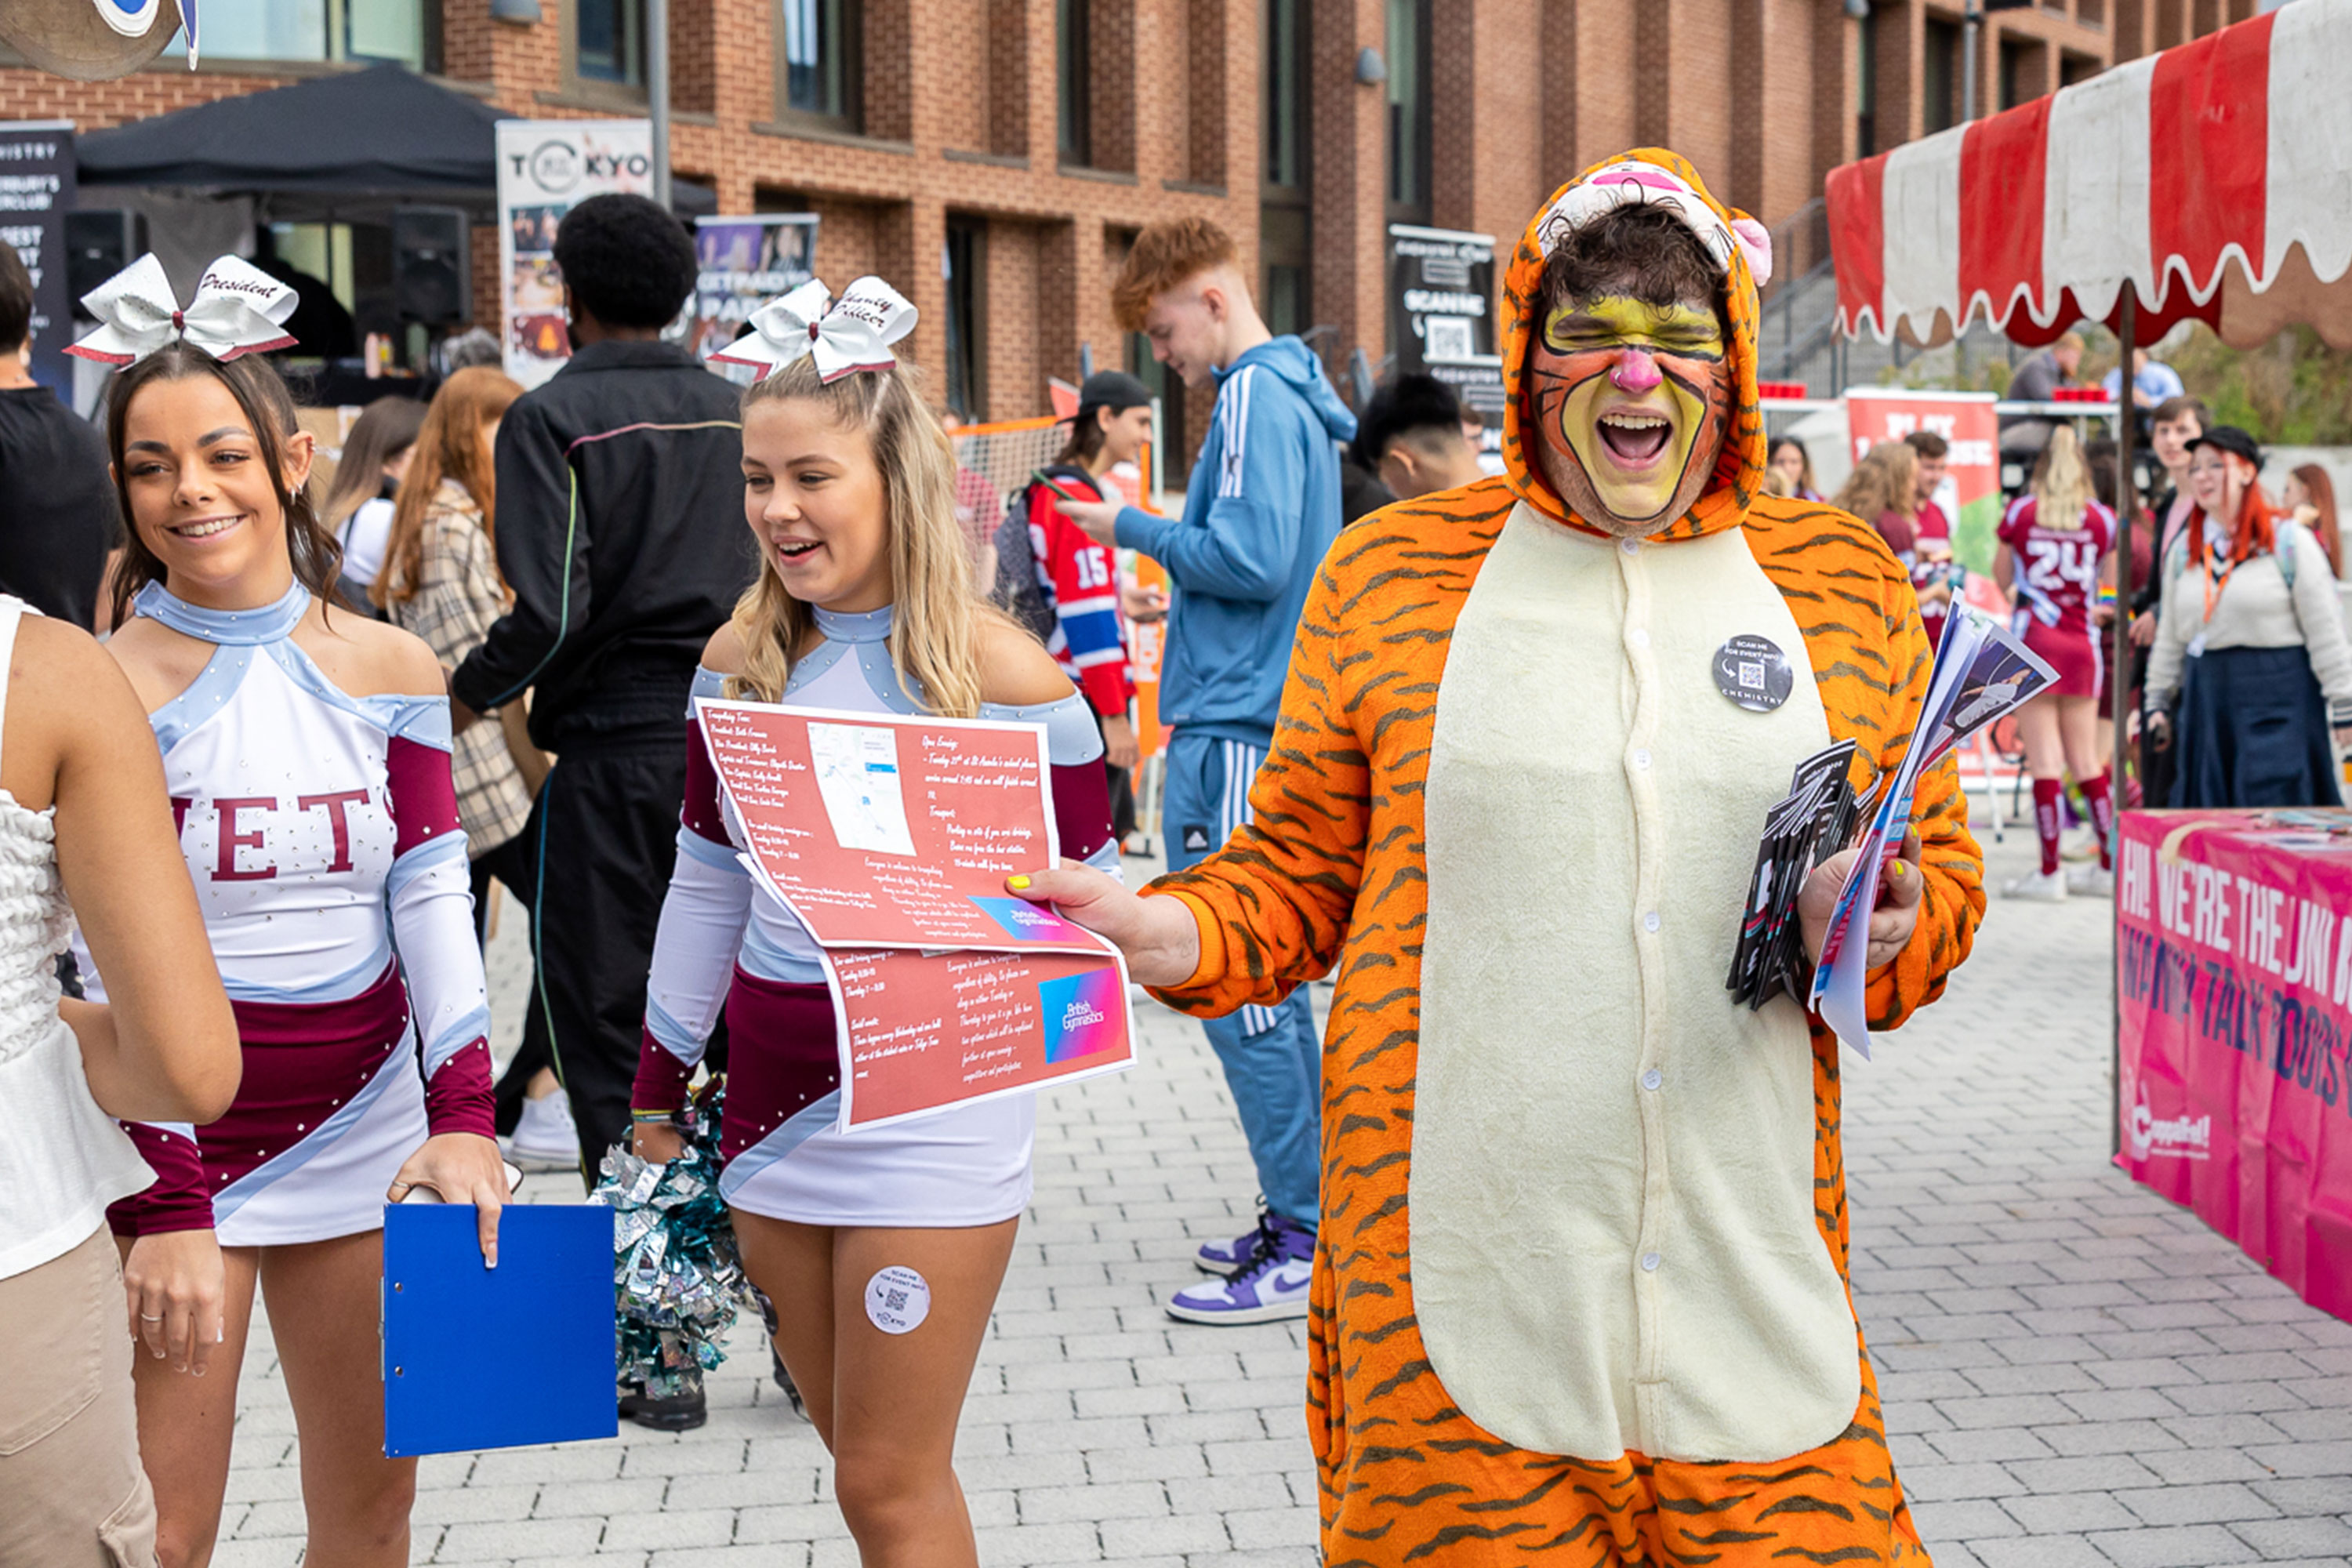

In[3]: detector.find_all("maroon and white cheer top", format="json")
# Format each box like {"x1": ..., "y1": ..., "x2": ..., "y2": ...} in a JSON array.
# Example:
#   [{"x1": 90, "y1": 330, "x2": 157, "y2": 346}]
[
  {"x1": 96, "y1": 580, "x2": 493, "y2": 1248},
  {"x1": 631, "y1": 602, "x2": 1118, "y2": 1228}
]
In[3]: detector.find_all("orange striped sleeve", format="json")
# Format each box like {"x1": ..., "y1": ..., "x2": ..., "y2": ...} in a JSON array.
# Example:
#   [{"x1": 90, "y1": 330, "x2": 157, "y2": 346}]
[{"x1": 1146, "y1": 550, "x2": 1371, "y2": 1020}]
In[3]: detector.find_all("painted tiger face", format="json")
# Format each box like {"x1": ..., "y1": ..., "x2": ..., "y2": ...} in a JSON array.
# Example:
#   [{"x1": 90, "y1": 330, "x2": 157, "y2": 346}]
[{"x1": 1526, "y1": 292, "x2": 1730, "y2": 537}]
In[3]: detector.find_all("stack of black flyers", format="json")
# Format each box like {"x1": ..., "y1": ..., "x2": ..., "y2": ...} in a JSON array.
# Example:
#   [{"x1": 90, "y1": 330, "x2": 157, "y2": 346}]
[{"x1": 1726, "y1": 739, "x2": 1862, "y2": 1011}]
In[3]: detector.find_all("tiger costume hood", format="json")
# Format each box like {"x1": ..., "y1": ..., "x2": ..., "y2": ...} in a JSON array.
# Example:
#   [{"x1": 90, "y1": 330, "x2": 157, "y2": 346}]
[{"x1": 1501, "y1": 148, "x2": 1773, "y2": 542}]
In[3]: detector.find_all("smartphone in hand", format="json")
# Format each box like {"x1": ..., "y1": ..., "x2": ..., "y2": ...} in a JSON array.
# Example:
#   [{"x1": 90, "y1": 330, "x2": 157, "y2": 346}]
[{"x1": 1029, "y1": 470, "x2": 1091, "y2": 505}]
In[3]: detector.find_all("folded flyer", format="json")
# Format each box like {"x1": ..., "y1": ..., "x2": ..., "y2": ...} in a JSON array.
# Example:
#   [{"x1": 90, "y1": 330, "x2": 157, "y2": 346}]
[
  {"x1": 1808, "y1": 608, "x2": 2058, "y2": 1057},
  {"x1": 696, "y1": 698, "x2": 1134, "y2": 1127}
]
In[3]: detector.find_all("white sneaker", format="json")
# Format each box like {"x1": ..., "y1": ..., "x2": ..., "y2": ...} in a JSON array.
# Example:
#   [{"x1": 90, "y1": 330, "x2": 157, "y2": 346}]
[
  {"x1": 503, "y1": 1091, "x2": 580, "y2": 1171},
  {"x1": 2067, "y1": 864, "x2": 2114, "y2": 898},
  {"x1": 2003, "y1": 868, "x2": 2069, "y2": 902}
]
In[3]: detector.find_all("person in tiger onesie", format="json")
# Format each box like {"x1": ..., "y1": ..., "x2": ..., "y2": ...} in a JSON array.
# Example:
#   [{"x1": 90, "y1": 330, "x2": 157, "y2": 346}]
[{"x1": 1011, "y1": 147, "x2": 1984, "y2": 1566}]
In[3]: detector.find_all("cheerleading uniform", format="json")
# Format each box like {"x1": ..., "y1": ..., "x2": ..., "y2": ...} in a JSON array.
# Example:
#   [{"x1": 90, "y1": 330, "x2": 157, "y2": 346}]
[
  {"x1": 2000, "y1": 495, "x2": 2115, "y2": 699},
  {"x1": 96, "y1": 582, "x2": 493, "y2": 1247},
  {"x1": 631, "y1": 604, "x2": 1117, "y2": 1228}
]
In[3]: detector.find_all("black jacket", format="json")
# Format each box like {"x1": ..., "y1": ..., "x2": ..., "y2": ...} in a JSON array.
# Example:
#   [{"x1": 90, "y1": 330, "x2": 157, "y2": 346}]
[
  {"x1": 0, "y1": 385, "x2": 119, "y2": 629},
  {"x1": 452, "y1": 340, "x2": 752, "y2": 749}
]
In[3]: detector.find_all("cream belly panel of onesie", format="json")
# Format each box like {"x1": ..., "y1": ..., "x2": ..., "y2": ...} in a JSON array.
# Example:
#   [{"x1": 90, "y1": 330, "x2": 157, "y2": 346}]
[{"x1": 1412, "y1": 503, "x2": 1863, "y2": 1465}]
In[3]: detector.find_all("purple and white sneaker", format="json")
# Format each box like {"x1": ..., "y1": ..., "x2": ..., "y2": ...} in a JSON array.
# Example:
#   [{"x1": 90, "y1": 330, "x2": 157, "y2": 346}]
[
  {"x1": 1195, "y1": 1220, "x2": 1263, "y2": 1273},
  {"x1": 1167, "y1": 1212, "x2": 1316, "y2": 1325}
]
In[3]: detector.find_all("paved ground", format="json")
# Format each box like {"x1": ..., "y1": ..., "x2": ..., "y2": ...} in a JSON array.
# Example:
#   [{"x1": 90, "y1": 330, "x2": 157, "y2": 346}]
[{"x1": 205, "y1": 825, "x2": 2352, "y2": 1566}]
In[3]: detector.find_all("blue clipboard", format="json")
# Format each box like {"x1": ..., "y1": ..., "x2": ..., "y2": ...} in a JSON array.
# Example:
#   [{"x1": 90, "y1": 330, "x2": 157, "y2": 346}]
[{"x1": 381, "y1": 1203, "x2": 618, "y2": 1457}]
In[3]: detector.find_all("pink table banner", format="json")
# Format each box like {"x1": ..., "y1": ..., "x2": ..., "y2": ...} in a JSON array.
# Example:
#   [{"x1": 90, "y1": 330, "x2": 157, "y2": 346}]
[{"x1": 2115, "y1": 808, "x2": 2352, "y2": 1323}]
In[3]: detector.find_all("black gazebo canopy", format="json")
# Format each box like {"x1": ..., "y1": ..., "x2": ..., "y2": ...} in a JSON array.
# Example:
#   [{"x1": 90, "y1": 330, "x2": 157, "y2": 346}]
[
  {"x1": 78, "y1": 63, "x2": 509, "y2": 198},
  {"x1": 75, "y1": 63, "x2": 713, "y2": 215}
]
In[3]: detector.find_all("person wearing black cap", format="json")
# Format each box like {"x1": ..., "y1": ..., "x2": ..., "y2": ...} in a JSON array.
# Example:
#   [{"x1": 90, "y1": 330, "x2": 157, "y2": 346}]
[
  {"x1": 1011, "y1": 370, "x2": 1149, "y2": 833},
  {"x1": 2145, "y1": 425, "x2": 2352, "y2": 808}
]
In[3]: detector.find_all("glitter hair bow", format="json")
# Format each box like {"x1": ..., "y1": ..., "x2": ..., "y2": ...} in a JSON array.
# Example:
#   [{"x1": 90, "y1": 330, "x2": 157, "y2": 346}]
[
  {"x1": 707, "y1": 275, "x2": 917, "y2": 383},
  {"x1": 65, "y1": 252, "x2": 298, "y2": 368}
]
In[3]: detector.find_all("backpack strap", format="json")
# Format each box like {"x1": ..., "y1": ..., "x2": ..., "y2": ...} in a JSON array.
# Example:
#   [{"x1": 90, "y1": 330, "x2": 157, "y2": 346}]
[{"x1": 2274, "y1": 518, "x2": 2304, "y2": 591}]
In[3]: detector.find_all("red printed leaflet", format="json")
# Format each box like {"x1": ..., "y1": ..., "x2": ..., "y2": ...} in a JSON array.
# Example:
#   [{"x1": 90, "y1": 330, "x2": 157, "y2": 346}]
[
  {"x1": 697, "y1": 699, "x2": 1105, "y2": 950},
  {"x1": 696, "y1": 699, "x2": 1134, "y2": 1129}
]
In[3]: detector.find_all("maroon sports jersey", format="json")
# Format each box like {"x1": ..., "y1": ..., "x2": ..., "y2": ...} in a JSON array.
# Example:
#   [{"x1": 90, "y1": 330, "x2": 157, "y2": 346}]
[{"x1": 2000, "y1": 495, "x2": 2114, "y2": 637}]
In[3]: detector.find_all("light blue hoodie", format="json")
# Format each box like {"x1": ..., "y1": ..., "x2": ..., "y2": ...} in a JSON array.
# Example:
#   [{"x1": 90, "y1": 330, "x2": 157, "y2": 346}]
[{"x1": 1113, "y1": 336, "x2": 1357, "y2": 747}]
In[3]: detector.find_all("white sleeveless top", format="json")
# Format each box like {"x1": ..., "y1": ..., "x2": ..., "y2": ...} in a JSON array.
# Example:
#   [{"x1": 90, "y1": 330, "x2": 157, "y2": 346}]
[{"x1": 0, "y1": 597, "x2": 154, "y2": 1279}]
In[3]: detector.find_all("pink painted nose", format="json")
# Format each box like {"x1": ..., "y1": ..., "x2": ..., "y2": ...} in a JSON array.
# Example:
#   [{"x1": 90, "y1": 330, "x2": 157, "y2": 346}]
[{"x1": 1610, "y1": 350, "x2": 1662, "y2": 394}]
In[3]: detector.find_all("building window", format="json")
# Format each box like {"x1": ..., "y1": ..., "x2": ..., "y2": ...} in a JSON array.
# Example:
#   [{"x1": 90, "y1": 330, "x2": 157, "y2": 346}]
[
  {"x1": 1924, "y1": 16, "x2": 1961, "y2": 133},
  {"x1": 777, "y1": 0, "x2": 858, "y2": 125},
  {"x1": 1856, "y1": 7, "x2": 1876, "y2": 155},
  {"x1": 1262, "y1": 0, "x2": 1310, "y2": 332},
  {"x1": 1385, "y1": 0, "x2": 1430, "y2": 221},
  {"x1": 1057, "y1": 0, "x2": 1091, "y2": 165},
  {"x1": 2060, "y1": 50, "x2": 2100, "y2": 88},
  {"x1": 944, "y1": 220, "x2": 986, "y2": 420},
  {"x1": 578, "y1": 0, "x2": 646, "y2": 85},
  {"x1": 1998, "y1": 37, "x2": 2028, "y2": 109},
  {"x1": 165, "y1": 0, "x2": 437, "y2": 70},
  {"x1": 1265, "y1": 0, "x2": 1308, "y2": 194}
]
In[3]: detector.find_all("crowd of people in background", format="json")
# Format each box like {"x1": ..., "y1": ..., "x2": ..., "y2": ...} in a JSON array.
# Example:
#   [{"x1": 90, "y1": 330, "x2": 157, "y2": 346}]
[
  {"x1": 1, "y1": 159, "x2": 2349, "y2": 1566},
  {"x1": 1764, "y1": 354, "x2": 2352, "y2": 903}
]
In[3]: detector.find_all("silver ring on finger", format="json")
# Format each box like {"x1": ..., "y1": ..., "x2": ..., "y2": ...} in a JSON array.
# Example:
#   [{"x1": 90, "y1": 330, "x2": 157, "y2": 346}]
[{"x1": 140, "y1": 1313, "x2": 165, "y2": 1321}]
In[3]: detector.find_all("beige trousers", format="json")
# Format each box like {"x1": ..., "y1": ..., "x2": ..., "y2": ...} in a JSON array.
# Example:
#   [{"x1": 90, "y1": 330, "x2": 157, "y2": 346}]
[{"x1": 0, "y1": 1226, "x2": 158, "y2": 1568}]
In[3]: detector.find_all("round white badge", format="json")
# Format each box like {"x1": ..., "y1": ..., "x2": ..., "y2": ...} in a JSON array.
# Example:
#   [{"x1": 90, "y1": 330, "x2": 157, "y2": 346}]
[{"x1": 864, "y1": 1266, "x2": 931, "y2": 1335}]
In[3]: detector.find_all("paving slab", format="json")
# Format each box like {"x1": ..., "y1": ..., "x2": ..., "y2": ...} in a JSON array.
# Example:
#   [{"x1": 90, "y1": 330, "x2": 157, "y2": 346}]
[{"x1": 203, "y1": 827, "x2": 2350, "y2": 1563}]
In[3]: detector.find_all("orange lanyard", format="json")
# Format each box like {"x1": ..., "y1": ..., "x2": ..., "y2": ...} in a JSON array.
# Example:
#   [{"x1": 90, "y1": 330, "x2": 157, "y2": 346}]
[{"x1": 2202, "y1": 535, "x2": 2237, "y2": 623}]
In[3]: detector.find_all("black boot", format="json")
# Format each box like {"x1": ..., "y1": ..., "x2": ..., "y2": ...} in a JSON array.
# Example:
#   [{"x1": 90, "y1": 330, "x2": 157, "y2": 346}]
[{"x1": 619, "y1": 1370, "x2": 707, "y2": 1432}]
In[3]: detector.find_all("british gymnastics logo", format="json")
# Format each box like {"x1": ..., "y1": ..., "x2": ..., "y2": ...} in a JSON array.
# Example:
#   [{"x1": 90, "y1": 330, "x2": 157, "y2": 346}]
[
  {"x1": 1039, "y1": 968, "x2": 1120, "y2": 1065},
  {"x1": 970, "y1": 895, "x2": 1081, "y2": 942}
]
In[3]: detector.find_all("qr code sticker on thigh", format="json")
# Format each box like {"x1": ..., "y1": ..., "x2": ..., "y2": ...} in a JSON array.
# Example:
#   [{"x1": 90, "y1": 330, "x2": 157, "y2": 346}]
[{"x1": 865, "y1": 1265, "x2": 932, "y2": 1334}]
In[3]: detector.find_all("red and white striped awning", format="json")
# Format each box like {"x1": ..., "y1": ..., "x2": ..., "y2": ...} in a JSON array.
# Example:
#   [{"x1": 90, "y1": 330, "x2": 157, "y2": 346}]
[{"x1": 1828, "y1": 0, "x2": 2352, "y2": 350}]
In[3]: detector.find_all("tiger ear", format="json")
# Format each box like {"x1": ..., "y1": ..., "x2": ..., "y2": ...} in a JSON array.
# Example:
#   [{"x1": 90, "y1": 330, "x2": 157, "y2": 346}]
[{"x1": 1728, "y1": 216, "x2": 1773, "y2": 289}]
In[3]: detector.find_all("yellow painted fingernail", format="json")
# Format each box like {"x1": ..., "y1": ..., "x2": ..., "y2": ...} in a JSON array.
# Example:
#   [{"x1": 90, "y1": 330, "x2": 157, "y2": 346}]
[
  {"x1": 1890, "y1": 862, "x2": 1908, "y2": 878},
  {"x1": 1009, "y1": 876, "x2": 1031, "y2": 891}
]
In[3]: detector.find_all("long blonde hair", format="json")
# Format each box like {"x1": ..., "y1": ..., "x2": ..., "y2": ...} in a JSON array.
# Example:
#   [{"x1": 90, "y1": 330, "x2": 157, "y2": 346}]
[
  {"x1": 375, "y1": 366, "x2": 521, "y2": 606},
  {"x1": 2031, "y1": 425, "x2": 2096, "y2": 533},
  {"x1": 1833, "y1": 440, "x2": 1919, "y2": 526},
  {"x1": 728, "y1": 356, "x2": 988, "y2": 717}
]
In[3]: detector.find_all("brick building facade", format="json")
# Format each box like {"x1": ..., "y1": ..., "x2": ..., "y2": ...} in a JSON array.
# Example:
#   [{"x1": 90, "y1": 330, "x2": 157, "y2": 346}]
[{"x1": 0, "y1": 0, "x2": 2241, "y2": 439}]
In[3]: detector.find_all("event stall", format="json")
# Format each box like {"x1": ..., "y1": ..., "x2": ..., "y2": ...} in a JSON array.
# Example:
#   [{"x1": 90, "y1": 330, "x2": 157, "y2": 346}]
[{"x1": 1825, "y1": 0, "x2": 2352, "y2": 1319}]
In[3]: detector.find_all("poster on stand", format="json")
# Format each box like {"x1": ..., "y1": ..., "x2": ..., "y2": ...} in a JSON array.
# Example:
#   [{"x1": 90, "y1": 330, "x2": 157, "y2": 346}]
[
  {"x1": 1387, "y1": 224, "x2": 1504, "y2": 439},
  {"x1": 0, "y1": 122, "x2": 74, "y2": 394},
  {"x1": 495, "y1": 120, "x2": 654, "y2": 389},
  {"x1": 2115, "y1": 808, "x2": 2352, "y2": 1326},
  {"x1": 820, "y1": 946, "x2": 1134, "y2": 1129},
  {"x1": 688, "y1": 214, "x2": 818, "y2": 372},
  {"x1": 1846, "y1": 389, "x2": 2001, "y2": 573}
]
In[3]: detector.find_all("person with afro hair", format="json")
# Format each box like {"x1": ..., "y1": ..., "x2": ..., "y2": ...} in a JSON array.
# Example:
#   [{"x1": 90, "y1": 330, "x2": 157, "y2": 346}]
[
  {"x1": 451, "y1": 196, "x2": 753, "y2": 1436},
  {"x1": 548, "y1": 191, "x2": 701, "y2": 330}
]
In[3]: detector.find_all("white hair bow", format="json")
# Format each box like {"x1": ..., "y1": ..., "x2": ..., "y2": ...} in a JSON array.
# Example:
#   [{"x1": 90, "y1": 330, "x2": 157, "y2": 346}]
[
  {"x1": 65, "y1": 253, "x2": 297, "y2": 368},
  {"x1": 709, "y1": 276, "x2": 917, "y2": 383}
]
